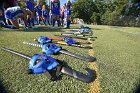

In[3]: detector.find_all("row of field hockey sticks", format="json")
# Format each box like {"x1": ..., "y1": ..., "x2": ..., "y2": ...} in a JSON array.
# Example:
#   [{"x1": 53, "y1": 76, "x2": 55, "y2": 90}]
[
  {"x1": 1, "y1": 47, "x2": 96, "y2": 83},
  {"x1": 58, "y1": 25, "x2": 97, "y2": 40},
  {"x1": 34, "y1": 36, "x2": 92, "y2": 49}
]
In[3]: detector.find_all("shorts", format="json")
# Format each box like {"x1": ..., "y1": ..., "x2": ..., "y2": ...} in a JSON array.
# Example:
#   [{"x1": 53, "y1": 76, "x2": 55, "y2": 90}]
[
  {"x1": 5, "y1": 9, "x2": 23, "y2": 20},
  {"x1": 65, "y1": 9, "x2": 71, "y2": 16},
  {"x1": 36, "y1": 11, "x2": 42, "y2": 16},
  {"x1": 52, "y1": 9, "x2": 60, "y2": 15},
  {"x1": 26, "y1": 9, "x2": 34, "y2": 13}
]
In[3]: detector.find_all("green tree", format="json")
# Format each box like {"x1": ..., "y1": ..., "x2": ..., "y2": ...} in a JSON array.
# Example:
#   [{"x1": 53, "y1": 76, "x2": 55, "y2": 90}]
[{"x1": 71, "y1": 0, "x2": 98, "y2": 23}]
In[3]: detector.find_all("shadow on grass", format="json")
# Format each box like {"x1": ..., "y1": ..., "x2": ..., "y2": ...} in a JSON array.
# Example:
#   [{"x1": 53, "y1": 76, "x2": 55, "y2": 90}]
[
  {"x1": 134, "y1": 82, "x2": 140, "y2": 93},
  {"x1": 54, "y1": 60, "x2": 97, "y2": 83},
  {"x1": 1, "y1": 27, "x2": 65, "y2": 32},
  {"x1": 0, "y1": 80, "x2": 8, "y2": 93}
]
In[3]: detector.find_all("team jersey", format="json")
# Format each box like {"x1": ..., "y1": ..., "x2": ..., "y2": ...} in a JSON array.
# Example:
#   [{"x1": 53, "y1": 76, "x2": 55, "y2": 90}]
[
  {"x1": 26, "y1": 0, "x2": 34, "y2": 12},
  {"x1": 42, "y1": 9, "x2": 48, "y2": 17},
  {"x1": 66, "y1": 1, "x2": 72, "y2": 9},
  {"x1": 36, "y1": 4, "x2": 42, "y2": 16},
  {"x1": 5, "y1": 6, "x2": 23, "y2": 20},
  {"x1": 51, "y1": 1, "x2": 60, "y2": 15},
  {"x1": 64, "y1": 8, "x2": 71, "y2": 16},
  {"x1": 64, "y1": 1, "x2": 72, "y2": 16}
]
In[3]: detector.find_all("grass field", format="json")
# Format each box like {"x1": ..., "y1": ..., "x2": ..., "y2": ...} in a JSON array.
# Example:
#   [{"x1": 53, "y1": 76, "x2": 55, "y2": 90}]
[{"x1": 0, "y1": 25, "x2": 140, "y2": 93}]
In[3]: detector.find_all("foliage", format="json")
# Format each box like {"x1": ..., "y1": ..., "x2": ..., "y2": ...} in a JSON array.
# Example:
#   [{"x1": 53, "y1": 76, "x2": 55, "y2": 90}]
[{"x1": 72, "y1": 0, "x2": 140, "y2": 27}]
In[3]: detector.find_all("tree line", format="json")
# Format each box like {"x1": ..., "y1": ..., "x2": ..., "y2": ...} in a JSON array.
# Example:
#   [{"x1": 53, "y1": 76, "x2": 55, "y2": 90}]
[{"x1": 71, "y1": 0, "x2": 140, "y2": 27}]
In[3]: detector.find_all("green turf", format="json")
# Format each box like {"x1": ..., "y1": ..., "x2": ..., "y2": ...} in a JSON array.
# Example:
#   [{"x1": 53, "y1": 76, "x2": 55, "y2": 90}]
[
  {"x1": 0, "y1": 26, "x2": 89, "y2": 93},
  {"x1": 0, "y1": 25, "x2": 140, "y2": 93},
  {"x1": 90, "y1": 25, "x2": 140, "y2": 93}
]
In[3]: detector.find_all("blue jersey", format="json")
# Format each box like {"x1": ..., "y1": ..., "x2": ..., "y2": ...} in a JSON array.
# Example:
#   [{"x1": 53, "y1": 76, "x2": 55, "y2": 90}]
[
  {"x1": 5, "y1": 6, "x2": 23, "y2": 20},
  {"x1": 65, "y1": 1, "x2": 71, "y2": 16},
  {"x1": 51, "y1": 1, "x2": 60, "y2": 15},
  {"x1": 42, "y1": 9, "x2": 48, "y2": 17},
  {"x1": 66, "y1": 1, "x2": 72, "y2": 9},
  {"x1": 64, "y1": 8, "x2": 71, "y2": 17},
  {"x1": 26, "y1": 0, "x2": 34, "y2": 12},
  {"x1": 36, "y1": 5, "x2": 42, "y2": 16}
]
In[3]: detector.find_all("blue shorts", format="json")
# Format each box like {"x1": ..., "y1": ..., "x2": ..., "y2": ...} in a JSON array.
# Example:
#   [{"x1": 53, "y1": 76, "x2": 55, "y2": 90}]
[
  {"x1": 65, "y1": 9, "x2": 71, "y2": 16},
  {"x1": 36, "y1": 11, "x2": 42, "y2": 16},
  {"x1": 5, "y1": 10, "x2": 23, "y2": 20},
  {"x1": 52, "y1": 9, "x2": 60, "y2": 15},
  {"x1": 43, "y1": 15, "x2": 47, "y2": 18}
]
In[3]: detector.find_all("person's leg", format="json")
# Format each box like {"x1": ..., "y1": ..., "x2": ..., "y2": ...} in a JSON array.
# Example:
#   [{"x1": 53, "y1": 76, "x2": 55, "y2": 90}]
[
  {"x1": 0, "y1": 16, "x2": 7, "y2": 25},
  {"x1": 31, "y1": 13, "x2": 35, "y2": 27},
  {"x1": 52, "y1": 15, "x2": 56, "y2": 28},
  {"x1": 61, "y1": 16, "x2": 64, "y2": 27},
  {"x1": 9, "y1": 19, "x2": 19, "y2": 29},
  {"x1": 42, "y1": 17, "x2": 46, "y2": 25},
  {"x1": 57, "y1": 15, "x2": 60, "y2": 27},
  {"x1": 40, "y1": 16, "x2": 46, "y2": 25},
  {"x1": 38, "y1": 16, "x2": 41, "y2": 26},
  {"x1": 0, "y1": 21, "x2": 16, "y2": 29},
  {"x1": 67, "y1": 15, "x2": 70, "y2": 28},
  {"x1": 27, "y1": 15, "x2": 31, "y2": 27},
  {"x1": 65, "y1": 15, "x2": 71, "y2": 28}
]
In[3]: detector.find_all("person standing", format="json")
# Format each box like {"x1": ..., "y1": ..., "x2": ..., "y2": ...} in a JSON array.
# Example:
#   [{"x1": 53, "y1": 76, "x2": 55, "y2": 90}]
[
  {"x1": 50, "y1": 0, "x2": 60, "y2": 28},
  {"x1": 25, "y1": 0, "x2": 36, "y2": 28},
  {"x1": 64, "y1": 0, "x2": 72, "y2": 29},
  {"x1": 61, "y1": 4, "x2": 66, "y2": 27}
]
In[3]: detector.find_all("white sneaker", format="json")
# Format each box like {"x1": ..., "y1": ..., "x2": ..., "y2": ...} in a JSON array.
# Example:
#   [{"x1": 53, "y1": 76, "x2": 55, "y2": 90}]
[
  {"x1": 19, "y1": 24, "x2": 22, "y2": 26},
  {"x1": 24, "y1": 27, "x2": 29, "y2": 30}
]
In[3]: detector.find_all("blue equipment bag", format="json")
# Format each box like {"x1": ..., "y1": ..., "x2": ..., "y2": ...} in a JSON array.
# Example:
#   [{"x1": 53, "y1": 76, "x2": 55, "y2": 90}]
[
  {"x1": 79, "y1": 27, "x2": 92, "y2": 34},
  {"x1": 64, "y1": 38, "x2": 76, "y2": 45},
  {"x1": 38, "y1": 36, "x2": 52, "y2": 44},
  {"x1": 28, "y1": 54, "x2": 62, "y2": 80},
  {"x1": 42, "y1": 44, "x2": 62, "y2": 55},
  {"x1": 29, "y1": 54, "x2": 59, "y2": 74}
]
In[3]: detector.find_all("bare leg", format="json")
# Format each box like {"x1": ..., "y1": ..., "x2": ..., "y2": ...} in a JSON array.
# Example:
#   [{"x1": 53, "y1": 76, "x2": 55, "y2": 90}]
[{"x1": 9, "y1": 19, "x2": 19, "y2": 29}]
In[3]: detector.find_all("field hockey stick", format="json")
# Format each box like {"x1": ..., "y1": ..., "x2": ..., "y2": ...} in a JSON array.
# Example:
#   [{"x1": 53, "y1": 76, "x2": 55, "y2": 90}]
[
  {"x1": 34, "y1": 36, "x2": 92, "y2": 49},
  {"x1": 23, "y1": 42, "x2": 96, "y2": 62},
  {"x1": 61, "y1": 32, "x2": 93, "y2": 37},
  {"x1": 1, "y1": 47, "x2": 95, "y2": 83},
  {"x1": 34, "y1": 36, "x2": 92, "y2": 45},
  {"x1": 55, "y1": 34, "x2": 96, "y2": 41}
]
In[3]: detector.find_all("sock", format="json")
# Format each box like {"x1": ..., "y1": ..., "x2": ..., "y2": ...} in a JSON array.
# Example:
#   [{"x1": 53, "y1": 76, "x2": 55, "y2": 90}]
[
  {"x1": 38, "y1": 18, "x2": 40, "y2": 25},
  {"x1": 1, "y1": 24, "x2": 16, "y2": 29},
  {"x1": 52, "y1": 19, "x2": 55, "y2": 27},
  {"x1": 68, "y1": 20, "x2": 71, "y2": 28},
  {"x1": 43, "y1": 19, "x2": 46, "y2": 25},
  {"x1": 66, "y1": 20, "x2": 68, "y2": 28},
  {"x1": 57, "y1": 20, "x2": 60, "y2": 27},
  {"x1": 31, "y1": 18, "x2": 34, "y2": 26},
  {"x1": 28, "y1": 18, "x2": 31, "y2": 27},
  {"x1": 48, "y1": 20, "x2": 50, "y2": 25}
]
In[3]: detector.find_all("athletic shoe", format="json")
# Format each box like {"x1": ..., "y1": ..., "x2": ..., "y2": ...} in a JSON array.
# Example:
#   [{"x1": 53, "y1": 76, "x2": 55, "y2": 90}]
[
  {"x1": 19, "y1": 24, "x2": 23, "y2": 26},
  {"x1": 24, "y1": 27, "x2": 29, "y2": 30}
]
